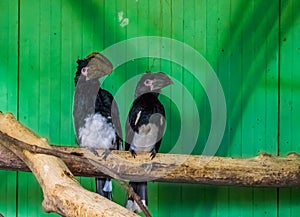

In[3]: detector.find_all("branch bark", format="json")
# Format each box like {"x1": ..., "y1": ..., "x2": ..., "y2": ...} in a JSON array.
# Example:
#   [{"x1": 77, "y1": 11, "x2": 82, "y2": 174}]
[
  {"x1": 0, "y1": 112, "x2": 138, "y2": 217},
  {"x1": 2, "y1": 114, "x2": 300, "y2": 190},
  {"x1": 1, "y1": 123, "x2": 300, "y2": 187}
]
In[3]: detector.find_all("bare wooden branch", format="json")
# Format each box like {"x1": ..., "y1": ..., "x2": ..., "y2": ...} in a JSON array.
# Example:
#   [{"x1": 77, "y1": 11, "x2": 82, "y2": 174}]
[
  {"x1": 1, "y1": 130, "x2": 300, "y2": 187},
  {"x1": 2, "y1": 113, "x2": 300, "y2": 190},
  {"x1": 0, "y1": 112, "x2": 139, "y2": 217}
]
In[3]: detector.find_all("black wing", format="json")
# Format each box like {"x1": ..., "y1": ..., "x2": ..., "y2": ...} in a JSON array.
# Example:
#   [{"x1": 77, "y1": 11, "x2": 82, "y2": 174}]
[
  {"x1": 125, "y1": 93, "x2": 166, "y2": 152},
  {"x1": 96, "y1": 89, "x2": 123, "y2": 150}
]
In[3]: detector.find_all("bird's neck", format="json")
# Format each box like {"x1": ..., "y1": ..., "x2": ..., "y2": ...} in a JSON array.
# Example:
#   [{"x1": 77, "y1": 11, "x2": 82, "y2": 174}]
[
  {"x1": 135, "y1": 92, "x2": 159, "y2": 100},
  {"x1": 134, "y1": 90, "x2": 160, "y2": 99},
  {"x1": 74, "y1": 75, "x2": 101, "y2": 112}
]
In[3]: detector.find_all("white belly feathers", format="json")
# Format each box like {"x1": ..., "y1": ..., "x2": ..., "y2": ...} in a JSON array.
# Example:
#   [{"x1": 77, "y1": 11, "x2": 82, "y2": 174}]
[
  {"x1": 132, "y1": 123, "x2": 159, "y2": 152},
  {"x1": 79, "y1": 113, "x2": 116, "y2": 149}
]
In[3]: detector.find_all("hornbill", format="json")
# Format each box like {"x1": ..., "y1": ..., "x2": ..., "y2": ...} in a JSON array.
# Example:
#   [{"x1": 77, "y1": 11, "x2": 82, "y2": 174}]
[
  {"x1": 125, "y1": 72, "x2": 172, "y2": 212},
  {"x1": 73, "y1": 52, "x2": 122, "y2": 200}
]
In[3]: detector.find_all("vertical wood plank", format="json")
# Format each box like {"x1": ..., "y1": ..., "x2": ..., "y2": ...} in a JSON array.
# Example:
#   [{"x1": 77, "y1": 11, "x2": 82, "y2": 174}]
[
  {"x1": 181, "y1": 0, "x2": 209, "y2": 216},
  {"x1": 160, "y1": 0, "x2": 184, "y2": 216},
  {"x1": 251, "y1": 0, "x2": 279, "y2": 215},
  {"x1": 215, "y1": 0, "x2": 231, "y2": 216},
  {"x1": 0, "y1": 0, "x2": 18, "y2": 214},
  {"x1": 18, "y1": 0, "x2": 69, "y2": 216},
  {"x1": 19, "y1": 0, "x2": 44, "y2": 216},
  {"x1": 148, "y1": 1, "x2": 160, "y2": 215},
  {"x1": 226, "y1": 0, "x2": 279, "y2": 217},
  {"x1": 279, "y1": 1, "x2": 300, "y2": 217},
  {"x1": 157, "y1": 1, "x2": 173, "y2": 216}
]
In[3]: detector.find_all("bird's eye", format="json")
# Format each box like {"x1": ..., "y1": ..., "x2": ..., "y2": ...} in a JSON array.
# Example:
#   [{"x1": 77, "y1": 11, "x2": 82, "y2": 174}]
[
  {"x1": 144, "y1": 79, "x2": 152, "y2": 86},
  {"x1": 81, "y1": 67, "x2": 88, "y2": 76}
]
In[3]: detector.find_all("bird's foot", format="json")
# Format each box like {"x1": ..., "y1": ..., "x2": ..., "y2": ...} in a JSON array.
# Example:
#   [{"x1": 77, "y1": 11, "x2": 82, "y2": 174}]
[
  {"x1": 87, "y1": 147, "x2": 99, "y2": 157},
  {"x1": 101, "y1": 149, "x2": 112, "y2": 160},
  {"x1": 150, "y1": 149, "x2": 157, "y2": 160},
  {"x1": 129, "y1": 148, "x2": 137, "y2": 158}
]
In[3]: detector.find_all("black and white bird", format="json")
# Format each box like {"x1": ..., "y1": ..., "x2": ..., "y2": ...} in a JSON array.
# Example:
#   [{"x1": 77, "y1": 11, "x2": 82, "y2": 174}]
[
  {"x1": 73, "y1": 52, "x2": 122, "y2": 200},
  {"x1": 125, "y1": 72, "x2": 172, "y2": 212}
]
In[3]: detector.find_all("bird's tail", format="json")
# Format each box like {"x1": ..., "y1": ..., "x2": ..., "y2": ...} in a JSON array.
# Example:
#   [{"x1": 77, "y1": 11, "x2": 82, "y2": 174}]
[
  {"x1": 126, "y1": 182, "x2": 147, "y2": 213},
  {"x1": 96, "y1": 178, "x2": 112, "y2": 200}
]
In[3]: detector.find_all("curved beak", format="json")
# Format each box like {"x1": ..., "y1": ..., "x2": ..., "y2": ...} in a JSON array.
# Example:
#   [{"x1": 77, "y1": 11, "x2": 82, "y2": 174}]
[
  {"x1": 152, "y1": 73, "x2": 173, "y2": 91},
  {"x1": 86, "y1": 53, "x2": 113, "y2": 80}
]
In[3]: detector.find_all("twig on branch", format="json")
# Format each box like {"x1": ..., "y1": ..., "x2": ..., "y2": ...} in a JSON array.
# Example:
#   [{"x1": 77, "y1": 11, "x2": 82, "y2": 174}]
[{"x1": 118, "y1": 180, "x2": 152, "y2": 217}]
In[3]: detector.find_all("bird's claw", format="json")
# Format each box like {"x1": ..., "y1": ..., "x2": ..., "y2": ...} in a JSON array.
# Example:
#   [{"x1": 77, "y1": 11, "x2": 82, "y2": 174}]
[
  {"x1": 150, "y1": 149, "x2": 156, "y2": 160},
  {"x1": 130, "y1": 148, "x2": 137, "y2": 158},
  {"x1": 88, "y1": 148, "x2": 99, "y2": 157},
  {"x1": 101, "y1": 149, "x2": 111, "y2": 160}
]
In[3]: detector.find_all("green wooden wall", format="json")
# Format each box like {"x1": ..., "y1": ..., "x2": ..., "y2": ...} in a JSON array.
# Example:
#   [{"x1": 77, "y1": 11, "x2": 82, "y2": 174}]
[{"x1": 0, "y1": 0, "x2": 300, "y2": 216}]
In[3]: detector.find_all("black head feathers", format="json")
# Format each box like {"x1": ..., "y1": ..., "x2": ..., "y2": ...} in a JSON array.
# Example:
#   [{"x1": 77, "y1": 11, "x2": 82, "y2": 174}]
[{"x1": 74, "y1": 52, "x2": 113, "y2": 85}]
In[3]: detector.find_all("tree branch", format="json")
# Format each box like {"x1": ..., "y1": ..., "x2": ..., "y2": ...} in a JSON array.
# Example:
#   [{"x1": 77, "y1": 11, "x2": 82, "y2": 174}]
[
  {"x1": 0, "y1": 112, "x2": 139, "y2": 217},
  {"x1": 2, "y1": 111, "x2": 300, "y2": 217},
  {"x1": 1, "y1": 135, "x2": 300, "y2": 187},
  {"x1": 2, "y1": 112, "x2": 300, "y2": 217}
]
